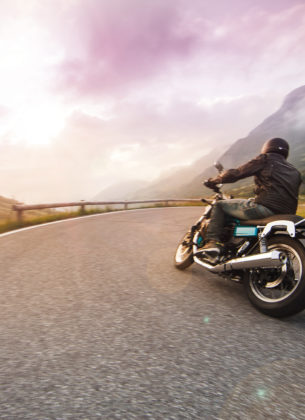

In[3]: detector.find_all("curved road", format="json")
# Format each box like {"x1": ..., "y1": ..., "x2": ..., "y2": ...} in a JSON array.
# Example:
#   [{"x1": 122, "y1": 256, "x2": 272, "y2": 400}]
[{"x1": 1, "y1": 207, "x2": 305, "y2": 419}]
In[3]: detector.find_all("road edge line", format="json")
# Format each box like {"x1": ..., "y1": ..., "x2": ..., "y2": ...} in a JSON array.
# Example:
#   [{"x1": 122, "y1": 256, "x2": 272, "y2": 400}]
[{"x1": 0, "y1": 207, "x2": 191, "y2": 238}]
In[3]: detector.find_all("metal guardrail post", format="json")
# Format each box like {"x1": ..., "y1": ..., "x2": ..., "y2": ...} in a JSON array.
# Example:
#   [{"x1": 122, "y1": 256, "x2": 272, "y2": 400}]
[
  {"x1": 80, "y1": 201, "x2": 86, "y2": 214},
  {"x1": 12, "y1": 204, "x2": 24, "y2": 224},
  {"x1": 16, "y1": 209, "x2": 23, "y2": 224}
]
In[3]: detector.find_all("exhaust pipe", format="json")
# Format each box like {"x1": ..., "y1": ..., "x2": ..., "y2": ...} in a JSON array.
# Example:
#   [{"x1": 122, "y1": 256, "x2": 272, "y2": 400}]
[{"x1": 194, "y1": 250, "x2": 287, "y2": 273}]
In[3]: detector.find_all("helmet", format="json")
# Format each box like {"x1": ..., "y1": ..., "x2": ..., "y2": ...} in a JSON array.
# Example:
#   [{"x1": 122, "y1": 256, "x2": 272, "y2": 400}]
[{"x1": 261, "y1": 138, "x2": 289, "y2": 158}]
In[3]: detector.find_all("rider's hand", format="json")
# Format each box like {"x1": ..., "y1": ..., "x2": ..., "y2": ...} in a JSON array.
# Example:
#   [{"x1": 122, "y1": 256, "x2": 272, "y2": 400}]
[{"x1": 203, "y1": 178, "x2": 219, "y2": 189}]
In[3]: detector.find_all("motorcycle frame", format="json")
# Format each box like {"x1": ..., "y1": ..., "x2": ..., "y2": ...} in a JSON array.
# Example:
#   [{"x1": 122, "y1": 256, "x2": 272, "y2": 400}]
[{"x1": 190, "y1": 197, "x2": 305, "y2": 275}]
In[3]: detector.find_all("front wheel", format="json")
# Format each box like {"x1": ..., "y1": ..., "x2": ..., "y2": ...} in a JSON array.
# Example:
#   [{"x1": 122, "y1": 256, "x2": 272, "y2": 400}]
[
  {"x1": 245, "y1": 236, "x2": 305, "y2": 317},
  {"x1": 174, "y1": 231, "x2": 194, "y2": 270}
]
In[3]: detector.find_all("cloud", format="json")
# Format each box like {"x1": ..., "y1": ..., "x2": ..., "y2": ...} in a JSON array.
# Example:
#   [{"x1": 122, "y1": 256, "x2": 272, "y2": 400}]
[
  {"x1": 0, "y1": 92, "x2": 281, "y2": 203},
  {"x1": 1, "y1": 0, "x2": 305, "y2": 203},
  {"x1": 49, "y1": 0, "x2": 199, "y2": 97},
  {"x1": 0, "y1": 111, "x2": 112, "y2": 202},
  {"x1": 218, "y1": 3, "x2": 305, "y2": 58},
  {"x1": 40, "y1": 0, "x2": 305, "y2": 105},
  {"x1": 0, "y1": 105, "x2": 10, "y2": 118}
]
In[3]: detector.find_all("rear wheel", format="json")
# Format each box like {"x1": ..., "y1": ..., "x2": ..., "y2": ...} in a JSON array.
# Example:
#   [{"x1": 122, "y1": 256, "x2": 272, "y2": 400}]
[
  {"x1": 245, "y1": 236, "x2": 305, "y2": 317},
  {"x1": 174, "y1": 231, "x2": 194, "y2": 270}
]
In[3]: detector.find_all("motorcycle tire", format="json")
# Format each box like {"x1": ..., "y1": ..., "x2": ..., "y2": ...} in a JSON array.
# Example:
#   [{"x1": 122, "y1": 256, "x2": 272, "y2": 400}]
[
  {"x1": 245, "y1": 235, "x2": 305, "y2": 318},
  {"x1": 174, "y1": 231, "x2": 194, "y2": 270}
]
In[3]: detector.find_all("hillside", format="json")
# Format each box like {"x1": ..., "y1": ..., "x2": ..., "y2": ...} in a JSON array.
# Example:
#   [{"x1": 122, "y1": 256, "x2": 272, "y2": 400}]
[
  {"x1": 0, "y1": 195, "x2": 57, "y2": 222},
  {"x1": 0, "y1": 196, "x2": 20, "y2": 220},
  {"x1": 132, "y1": 147, "x2": 222, "y2": 199},
  {"x1": 138, "y1": 85, "x2": 305, "y2": 199},
  {"x1": 93, "y1": 179, "x2": 149, "y2": 201},
  {"x1": 182, "y1": 85, "x2": 305, "y2": 198}
]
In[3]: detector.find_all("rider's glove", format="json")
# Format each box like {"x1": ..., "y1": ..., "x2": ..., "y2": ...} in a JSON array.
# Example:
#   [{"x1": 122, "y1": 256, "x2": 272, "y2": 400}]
[{"x1": 203, "y1": 178, "x2": 219, "y2": 189}]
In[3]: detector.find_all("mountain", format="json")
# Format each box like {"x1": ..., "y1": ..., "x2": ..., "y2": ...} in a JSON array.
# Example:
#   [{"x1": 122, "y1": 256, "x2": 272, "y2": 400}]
[
  {"x1": 0, "y1": 195, "x2": 20, "y2": 220},
  {"x1": 131, "y1": 147, "x2": 222, "y2": 199},
  {"x1": 140, "y1": 85, "x2": 305, "y2": 199},
  {"x1": 93, "y1": 179, "x2": 149, "y2": 201},
  {"x1": 215, "y1": 85, "x2": 305, "y2": 170},
  {"x1": 92, "y1": 86, "x2": 305, "y2": 202},
  {"x1": 181, "y1": 85, "x2": 305, "y2": 197},
  {"x1": 0, "y1": 195, "x2": 56, "y2": 221}
]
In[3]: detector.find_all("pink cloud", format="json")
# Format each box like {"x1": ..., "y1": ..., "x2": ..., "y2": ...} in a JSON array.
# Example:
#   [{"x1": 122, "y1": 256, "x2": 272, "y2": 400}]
[
  {"x1": 0, "y1": 106, "x2": 10, "y2": 118},
  {"x1": 185, "y1": 2, "x2": 305, "y2": 62},
  {"x1": 50, "y1": 0, "x2": 200, "y2": 96},
  {"x1": 45, "y1": 0, "x2": 305, "y2": 99}
]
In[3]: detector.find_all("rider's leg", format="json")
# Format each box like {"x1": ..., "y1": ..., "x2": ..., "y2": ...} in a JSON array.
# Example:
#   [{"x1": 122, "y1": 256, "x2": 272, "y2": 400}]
[
  {"x1": 204, "y1": 200, "x2": 228, "y2": 242},
  {"x1": 203, "y1": 199, "x2": 274, "y2": 255},
  {"x1": 200, "y1": 200, "x2": 232, "y2": 258},
  {"x1": 220, "y1": 198, "x2": 274, "y2": 221}
]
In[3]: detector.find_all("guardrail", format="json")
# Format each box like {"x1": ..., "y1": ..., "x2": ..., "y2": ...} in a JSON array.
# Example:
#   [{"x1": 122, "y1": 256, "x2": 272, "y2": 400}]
[{"x1": 12, "y1": 199, "x2": 202, "y2": 223}]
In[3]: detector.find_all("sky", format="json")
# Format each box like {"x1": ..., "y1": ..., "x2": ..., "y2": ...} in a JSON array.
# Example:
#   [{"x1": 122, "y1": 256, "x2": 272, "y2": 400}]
[{"x1": 0, "y1": 0, "x2": 305, "y2": 203}]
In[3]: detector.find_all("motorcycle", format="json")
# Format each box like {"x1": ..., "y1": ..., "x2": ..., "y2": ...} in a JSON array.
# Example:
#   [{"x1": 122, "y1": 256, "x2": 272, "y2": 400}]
[{"x1": 174, "y1": 162, "x2": 305, "y2": 317}]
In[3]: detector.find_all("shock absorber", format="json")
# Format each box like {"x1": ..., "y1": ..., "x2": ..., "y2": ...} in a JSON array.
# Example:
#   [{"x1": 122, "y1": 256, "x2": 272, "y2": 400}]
[{"x1": 259, "y1": 232, "x2": 268, "y2": 253}]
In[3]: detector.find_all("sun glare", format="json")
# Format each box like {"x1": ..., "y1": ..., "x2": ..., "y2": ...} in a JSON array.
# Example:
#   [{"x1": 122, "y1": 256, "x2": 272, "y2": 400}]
[
  {"x1": 14, "y1": 105, "x2": 66, "y2": 145},
  {"x1": 0, "y1": 12, "x2": 67, "y2": 146},
  {"x1": 110, "y1": 144, "x2": 140, "y2": 162}
]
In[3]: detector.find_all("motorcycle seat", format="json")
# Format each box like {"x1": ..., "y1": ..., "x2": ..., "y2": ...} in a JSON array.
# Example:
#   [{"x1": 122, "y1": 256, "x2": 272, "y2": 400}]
[{"x1": 238, "y1": 214, "x2": 305, "y2": 226}]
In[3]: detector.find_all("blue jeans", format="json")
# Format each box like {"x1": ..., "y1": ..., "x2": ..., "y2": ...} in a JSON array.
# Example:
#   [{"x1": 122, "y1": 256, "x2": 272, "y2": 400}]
[{"x1": 206, "y1": 199, "x2": 274, "y2": 242}]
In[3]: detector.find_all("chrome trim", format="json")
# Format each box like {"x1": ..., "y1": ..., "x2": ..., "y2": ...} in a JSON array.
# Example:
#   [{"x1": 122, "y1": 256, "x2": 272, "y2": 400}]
[
  {"x1": 249, "y1": 242, "x2": 302, "y2": 303},
  {"x1": 193, "y1": 231, "x2": 201, "y2": 255},
  {"x1": 194, "y1": 250, "x2": 286, "y2": 273},
  {"x1": 261, "y1": 220, "x2": 295, "y2": 238}
]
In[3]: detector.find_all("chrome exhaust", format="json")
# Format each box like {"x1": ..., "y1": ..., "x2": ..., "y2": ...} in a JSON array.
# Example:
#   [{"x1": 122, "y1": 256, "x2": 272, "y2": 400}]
[{"x1": 194, "y1": 250, "x2": 287, "y2": 273}]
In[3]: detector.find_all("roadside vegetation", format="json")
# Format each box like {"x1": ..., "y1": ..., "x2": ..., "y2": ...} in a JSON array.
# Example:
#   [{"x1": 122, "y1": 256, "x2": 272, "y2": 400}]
[
  {"x1": 0, "y1": 202, "x2": 200, "y2": 234},
  {"x1": 0, "y1": 207, "x2": 114, "y2": 234},
  {"x1": 0, "y1": 196, "x2": 304, "y2": 235}
]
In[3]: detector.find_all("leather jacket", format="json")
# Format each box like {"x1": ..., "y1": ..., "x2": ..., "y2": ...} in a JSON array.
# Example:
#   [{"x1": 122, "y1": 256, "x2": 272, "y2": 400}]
[{"x1": 213, "y1": 153, "x2": 302, "y2": 214}]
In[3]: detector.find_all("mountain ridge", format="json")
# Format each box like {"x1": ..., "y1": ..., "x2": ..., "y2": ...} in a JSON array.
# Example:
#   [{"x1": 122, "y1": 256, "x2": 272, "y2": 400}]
[
  {"x1": 165, "y1": 85, "x2": 305, "y2": 198},
  {"x1": 93, "y1": 86, "x2": 305, "y2": 201}
]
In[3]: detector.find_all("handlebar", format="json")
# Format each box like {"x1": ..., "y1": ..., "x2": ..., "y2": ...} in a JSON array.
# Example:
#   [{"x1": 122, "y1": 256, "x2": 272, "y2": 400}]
[
  {"x1": 203, "y1": 180, "x2": 221, "y2": 193},
  {"x1": 202, "y1": 180, "x2": 233, "y2": 203}
]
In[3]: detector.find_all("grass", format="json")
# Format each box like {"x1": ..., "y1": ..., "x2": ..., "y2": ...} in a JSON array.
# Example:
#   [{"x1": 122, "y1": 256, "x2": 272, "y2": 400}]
[
  {"x1": 0, "y1": 203, "x2": 190, "y2": 234},
  {"x1": 0, "y1": 202, "x2": 304, "y2": 235},
  {"x1": 0, "y1": 207, "x2": 117, "y2": 234},
  {"x1": 297, "y1": 204, "x2": 305, "y2": 218}
]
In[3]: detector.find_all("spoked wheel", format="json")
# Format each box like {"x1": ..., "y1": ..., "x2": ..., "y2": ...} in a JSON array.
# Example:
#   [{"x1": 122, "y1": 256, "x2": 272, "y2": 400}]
[
  {"x1": 245, "y1": 236, "x2": 305, "y2": 317},
  {"x1": 174, "y1": 231, "x2": 194, "y2": 270}
]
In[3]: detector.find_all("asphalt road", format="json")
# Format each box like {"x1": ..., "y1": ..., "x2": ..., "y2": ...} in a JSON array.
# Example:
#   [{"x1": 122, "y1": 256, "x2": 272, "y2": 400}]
[{"x1": 1, "y1": 207, "x2": 305, "y2": 420}]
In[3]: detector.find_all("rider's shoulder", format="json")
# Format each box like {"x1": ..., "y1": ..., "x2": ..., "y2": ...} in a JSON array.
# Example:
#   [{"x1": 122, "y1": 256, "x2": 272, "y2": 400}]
[
  {"x1": 255, "y1": 152, "x2": 281, "y2": 163},
  {"x1": 250, "y1": 153, "x2": 268, "y2": 163}
]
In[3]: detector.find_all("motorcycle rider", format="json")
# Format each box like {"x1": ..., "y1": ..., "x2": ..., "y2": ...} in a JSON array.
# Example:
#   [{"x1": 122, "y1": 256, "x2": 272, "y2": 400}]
[{"x1": 203, "y1": 138, "x2": 302, "y2": 259}]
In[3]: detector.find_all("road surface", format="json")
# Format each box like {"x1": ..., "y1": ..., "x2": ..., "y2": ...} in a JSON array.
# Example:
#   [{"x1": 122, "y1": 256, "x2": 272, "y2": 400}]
[{"x1": 1, "y1": 207, "x2": 305, "y2": 419}]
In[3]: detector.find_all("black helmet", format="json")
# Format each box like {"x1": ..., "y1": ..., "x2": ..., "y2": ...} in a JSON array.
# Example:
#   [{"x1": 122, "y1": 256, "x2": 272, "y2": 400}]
[{"x1": 261, "y1": 138, "x2": 289, "y2": 158}]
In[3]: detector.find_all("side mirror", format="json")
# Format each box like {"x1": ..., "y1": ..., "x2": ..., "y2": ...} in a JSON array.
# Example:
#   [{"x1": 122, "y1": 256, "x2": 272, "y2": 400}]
[{"x1": 214, "y1": 161, "x2": 224, "y2": 173}]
